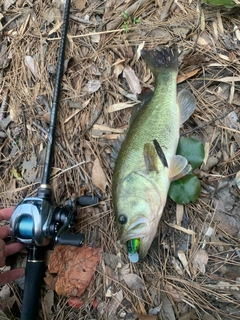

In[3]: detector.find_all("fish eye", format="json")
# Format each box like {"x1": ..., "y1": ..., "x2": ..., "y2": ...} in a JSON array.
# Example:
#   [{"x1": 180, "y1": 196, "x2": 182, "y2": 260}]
[{"x1": 118, "y1": 214, "x2": 127, "y2": 225}]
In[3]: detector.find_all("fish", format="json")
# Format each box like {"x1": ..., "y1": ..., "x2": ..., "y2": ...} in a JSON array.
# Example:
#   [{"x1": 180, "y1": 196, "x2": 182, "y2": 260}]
[{"x1": 112, "y1": 47, "x2": 196, "y2": 262}]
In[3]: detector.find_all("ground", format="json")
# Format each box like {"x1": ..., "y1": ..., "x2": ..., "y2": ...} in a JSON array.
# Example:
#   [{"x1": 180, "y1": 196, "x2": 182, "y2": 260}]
[{"x1": 1, "y1": 0, "x2": 240, "y2": 319}]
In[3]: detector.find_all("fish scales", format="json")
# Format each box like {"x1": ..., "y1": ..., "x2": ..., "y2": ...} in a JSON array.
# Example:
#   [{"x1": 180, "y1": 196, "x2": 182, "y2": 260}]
[
  {"x1": 112, "y1": 47, "x2": 196, "y2": 262},
  {"x1": 114, "y1": 70, "x2": 179, "y2": 180}
]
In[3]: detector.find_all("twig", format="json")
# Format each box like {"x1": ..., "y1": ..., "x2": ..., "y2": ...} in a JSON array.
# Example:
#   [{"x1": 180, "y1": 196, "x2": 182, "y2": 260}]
[
  {"x1": 0, "y1": 13, "x2": 22, "y2": 32},
  {"x1": 32, "y1": 121, "x2": 85, "y2": 181},
  {"x1": 160, "y1": 0, "x2": 174, "y2": 21},
  {"x1": 82, "y1": 88, "x2": 105, "y2": 137},
  {"x1": 181, "y1": 111, "x2": 232, "y2": 136},
  {"x1": 47, "y1": 29, "x2": 123, "y2": 41},
  {"x1": 69, "y1": 14, "x2": 95, "y2": 25}
]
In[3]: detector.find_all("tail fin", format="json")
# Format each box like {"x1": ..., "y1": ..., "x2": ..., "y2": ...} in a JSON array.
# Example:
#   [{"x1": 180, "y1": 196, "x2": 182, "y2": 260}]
[{"x1": 141, "y1": 46, "x2": 178, "y2": 75}]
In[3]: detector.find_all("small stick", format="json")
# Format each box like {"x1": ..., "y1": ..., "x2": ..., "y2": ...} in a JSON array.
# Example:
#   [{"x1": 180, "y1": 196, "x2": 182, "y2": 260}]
[
  {"x1": 181, "y1": 111, "x2": 232, "y2": 136},
  {"x1": 82, "y1": 88, "x2": 105, "y2": 137},
  {"x1": 32, "y1": 121, "x2": 85, "y2": 181},
  {"x1": 0, "y1": 13, "x2": 22, "y2": 32},
  {"x1": 69, "y1": 14, "x2": 95, "y2": 25}
]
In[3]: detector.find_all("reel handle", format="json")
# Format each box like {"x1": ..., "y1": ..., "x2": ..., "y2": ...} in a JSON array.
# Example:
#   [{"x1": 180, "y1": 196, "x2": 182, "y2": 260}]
[{"x1": 57, "y1": 233, "x2": 85, "y2": 246}]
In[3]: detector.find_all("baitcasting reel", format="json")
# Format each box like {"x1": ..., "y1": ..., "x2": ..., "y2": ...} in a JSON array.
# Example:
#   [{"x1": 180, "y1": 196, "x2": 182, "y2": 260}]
[
  {"x1": 10, "y1": 189, "x2": 82, "y2": 248},
  {"x1": 10, "y1": 186, "x2": 98, "y2": 247}
]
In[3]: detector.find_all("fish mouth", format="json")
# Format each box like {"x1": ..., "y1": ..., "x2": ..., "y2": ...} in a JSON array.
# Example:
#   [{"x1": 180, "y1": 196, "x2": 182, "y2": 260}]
[
  {"x1": 119, "y1": 215, "x2": 158, "y2": 260},
  {"x1": 120, "y1": 215, "x2": 151, "y2": 244}
]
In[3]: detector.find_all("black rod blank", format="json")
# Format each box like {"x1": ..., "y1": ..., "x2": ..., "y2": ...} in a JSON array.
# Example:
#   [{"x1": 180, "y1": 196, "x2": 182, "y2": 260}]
[{"x1": 41, "y1": 0, "x2": 71, "y2": 185}]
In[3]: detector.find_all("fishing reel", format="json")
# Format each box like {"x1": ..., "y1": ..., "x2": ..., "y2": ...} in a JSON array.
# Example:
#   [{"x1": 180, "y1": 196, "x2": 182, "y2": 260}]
[{"x1": 10, "y1": 185, "x2": 98, "y2": 247}]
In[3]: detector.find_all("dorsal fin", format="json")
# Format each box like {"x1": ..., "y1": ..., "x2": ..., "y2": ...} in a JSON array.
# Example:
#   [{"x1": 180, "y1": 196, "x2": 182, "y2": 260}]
[
  {"x1": 110, "y1": 133, "x2": 127, "y2": 169},
  {"x1": 177, "y1": 89, "x2": 196, "y2": 125}
]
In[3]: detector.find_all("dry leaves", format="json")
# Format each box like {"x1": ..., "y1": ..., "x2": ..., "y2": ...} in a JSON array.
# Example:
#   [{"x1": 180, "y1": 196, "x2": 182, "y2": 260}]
[
  {"x1": 92, "y1": 157, "x2": 107, "y2": 192},
  {"x1": 24, "y1": 55, "x2": 39, "y2": 79},
  {"x1": 48, "y1": 244, "x2": 101, "y2": 297},
  {"x1": 213, "y1": 198, "x2": 239, "y2": 237},
  {"x1": 191, "y1": 249, "x2": 209, "y2": 276},
  {"x1": 177, "y1": 68, "x2": 201, "y2": 84},
  {"x1": 108, "y1": 290, "x2": 123, "y2": 317},
  {"x1": 122, "y1": 273, "x2": 146, "y2": 290},
  {"x1": 87, "y1": 80, "x2": 101, "y2": 93},
  {"x1": 74, "y1": 0, "x2": 87, "y2": 11},
  {"x1": 123, "y1": 65, "x2": 141, "y2": 94},
  {"x1": 166, "y1": 284, "x2": 184, "y2": 303}
]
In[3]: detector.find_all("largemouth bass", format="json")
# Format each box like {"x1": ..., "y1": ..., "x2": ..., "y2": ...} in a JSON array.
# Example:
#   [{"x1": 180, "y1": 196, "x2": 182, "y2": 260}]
[{"x1": 112, "y1": 47, "x2": 196, "y2": 262}]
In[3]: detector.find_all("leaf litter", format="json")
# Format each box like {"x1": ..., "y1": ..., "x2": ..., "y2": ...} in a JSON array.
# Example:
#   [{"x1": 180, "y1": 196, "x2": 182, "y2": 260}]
[{"x1": 1, "y1": 0, "x2": 240, "y2": 319}]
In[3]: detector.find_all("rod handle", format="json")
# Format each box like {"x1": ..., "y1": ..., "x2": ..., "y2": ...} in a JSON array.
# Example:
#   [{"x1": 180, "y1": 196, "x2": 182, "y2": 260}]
[{"x1": 21, "y1": 247, "x2": 45, "y2": 320}]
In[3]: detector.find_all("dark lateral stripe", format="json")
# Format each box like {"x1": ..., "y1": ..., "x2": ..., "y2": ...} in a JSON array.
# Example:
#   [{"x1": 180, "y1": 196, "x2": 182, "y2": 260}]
[{"x1": 153, "y1": 139, "x2": 168, "y2": 168}]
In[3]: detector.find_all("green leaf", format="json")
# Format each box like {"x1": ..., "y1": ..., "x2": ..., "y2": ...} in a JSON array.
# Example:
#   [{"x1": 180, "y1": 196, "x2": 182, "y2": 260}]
[
  {"x1": 169, "y1": 174, "x2": 201, "y2": 205},
  {"x1": 177, "y1": 137, "x2": 204, "y2": 170},
  {"x1": 10, "y1": 168, "x2": 23, "y2": 181},
  {"x1": 122, "y1": 11, "x2": 129, "y2": 20},
  {"x1": 202, "y1": 0, "x2": 238, "y2": 7}
]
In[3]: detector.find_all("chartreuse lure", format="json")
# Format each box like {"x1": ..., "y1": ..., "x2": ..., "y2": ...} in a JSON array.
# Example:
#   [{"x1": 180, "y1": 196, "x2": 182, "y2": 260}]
[{"x1": 126, "y1": 238, "x2": 140, "y2": 262}]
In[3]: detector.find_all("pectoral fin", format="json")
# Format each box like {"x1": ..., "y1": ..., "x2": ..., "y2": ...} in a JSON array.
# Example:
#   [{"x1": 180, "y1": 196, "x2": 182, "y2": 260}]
[
  {"x1": 144, "y1": 143, "x2": 159, "y2": 173},
  {"x1": 177, "y1": 89, "x2": 196, "y2": 125},
  {"x1": 169, "y1": 155, "x2": 192, "y2": 181}
]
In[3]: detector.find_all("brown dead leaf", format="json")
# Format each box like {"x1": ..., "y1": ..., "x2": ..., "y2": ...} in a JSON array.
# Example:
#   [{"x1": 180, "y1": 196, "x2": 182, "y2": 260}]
[
  {"x1": 177, "y1": 68, "x2": 200, "y2": 84},
  {"x1": 42, "y1": 290, "x2": 54, "y2": 319},
  {"x1": 113, "y1": 59, "x2": 124, "y2": 78},
  {"x1": 225, "y1": 111, "x2": 238, "y2": 130},
  {"x1": 42, "y1": 5, "x2": 61, "y2": 23},
  {"x1": 42, "y1": 112, "x2": 50, "y2": 124},
  {"x1": 22, "y1": 153, "x2": 37, "y2": 183},
  {"x1": 44, "y1": 273, "x2": 57, "y2": 290},
  {"x1": 123, "y1": 65, "x2": 141, "y2": 94},
  {"x1": 191, "y1": 249, "x2": 209, "y2": 276},
  {"x1": 108, "y1": 102, "x2": 137, "y2": 113},
  {"x1": 165, "y1": 284, "x2": 184, "y2": 302},
  {"x1": 213, "y1": 198, "x2": 239, "y2": 236},
  {"x1": 92, "y1": 158, "x2": 107, "y2": 192},
  {"x1": 87, "y1": 80, "x2": 101, "y2": 93},
  {"x1": 122, "y1": 273, "x2": 145, "y2": 290},
  {"x1": 48, "y1": 244, "x2": 101, "y2": 297},
  {"x1": 161, "y1": 296, "x2": 175, "y2": 320},
  {"x1": 25, "y1": 55, "x2": 39, "y2": 79},
  {"x1": 74, "y1": 0, "x2": 87, "y2": 10},
  {"x1": 108, "y1": 290, "x2": 123, "y2": 317}
]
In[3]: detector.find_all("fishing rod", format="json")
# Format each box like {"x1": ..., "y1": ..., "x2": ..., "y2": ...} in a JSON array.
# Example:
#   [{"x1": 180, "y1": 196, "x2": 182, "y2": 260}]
[{"x1": 9, "y1": 1, "x2": 98, "y2": 319}]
